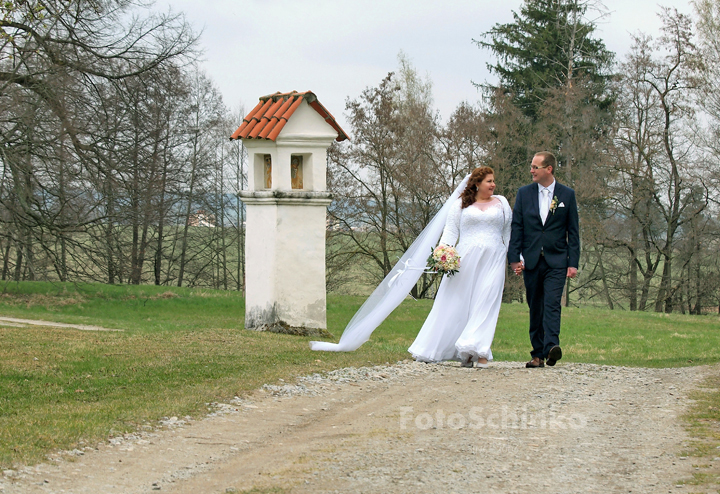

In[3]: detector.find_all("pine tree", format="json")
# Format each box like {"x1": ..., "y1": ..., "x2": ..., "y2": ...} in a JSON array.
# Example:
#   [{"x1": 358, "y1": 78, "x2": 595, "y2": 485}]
[{"x1": 476, "y1": 0, "x2": 614, "y2": 120}]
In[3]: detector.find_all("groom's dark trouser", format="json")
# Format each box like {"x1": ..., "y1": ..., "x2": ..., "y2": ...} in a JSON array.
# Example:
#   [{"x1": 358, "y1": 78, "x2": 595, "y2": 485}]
[{"x1": 523, "y1": 256, "x2": 566, "y2": 359}]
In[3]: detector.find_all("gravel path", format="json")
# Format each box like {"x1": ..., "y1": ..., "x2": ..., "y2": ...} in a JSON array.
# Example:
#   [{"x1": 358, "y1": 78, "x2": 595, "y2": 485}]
[{"x1": 0, "y1": 361, "x2": 714, "y2": 494}]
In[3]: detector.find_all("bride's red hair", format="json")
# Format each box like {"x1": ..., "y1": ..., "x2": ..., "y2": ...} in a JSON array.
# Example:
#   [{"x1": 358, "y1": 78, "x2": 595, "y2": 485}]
[{"x1": 460, "y1": 166, "x2": 495, "y2": 209}]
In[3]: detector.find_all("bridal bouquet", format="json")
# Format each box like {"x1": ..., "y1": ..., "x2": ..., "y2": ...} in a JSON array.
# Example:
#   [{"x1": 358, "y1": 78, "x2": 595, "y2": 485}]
[{"x1": 427, "y1": 245, "x2": 461, "y2": 277}]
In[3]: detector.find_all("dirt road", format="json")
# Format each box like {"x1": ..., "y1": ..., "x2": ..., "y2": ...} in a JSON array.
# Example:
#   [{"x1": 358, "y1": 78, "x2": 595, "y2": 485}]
[{"x1": 1, "y1": 361, "x2": 713, "y2": 494}]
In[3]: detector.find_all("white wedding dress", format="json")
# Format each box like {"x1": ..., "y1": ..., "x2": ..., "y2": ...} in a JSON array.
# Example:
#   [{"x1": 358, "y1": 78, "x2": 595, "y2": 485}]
[{"x1": 408, "y1": 196, "x2": 512, "y2": 363}]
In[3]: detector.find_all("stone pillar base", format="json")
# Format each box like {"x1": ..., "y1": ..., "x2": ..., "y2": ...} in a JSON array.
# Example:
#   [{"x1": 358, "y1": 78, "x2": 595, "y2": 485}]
[
  {"x1": 241, "y1": 190, "x2": 333, "y2": 336},
  {"x1": 248, "y1": 321, "x2": 332, "y2": 338}
]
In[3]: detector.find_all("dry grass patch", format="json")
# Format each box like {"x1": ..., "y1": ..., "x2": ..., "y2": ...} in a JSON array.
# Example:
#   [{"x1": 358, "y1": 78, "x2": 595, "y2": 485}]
[
  {"x1": 679, "y1": 368, "x2": 720, "y2": 490},
  {"x1": 239, "y1": 487, "x2": 287, "y2": 494},
  {"x1": 0, "y1": 292, "x2": 87, "y2": 309},
  {"x1": 152, "y1": 291, "x2": 179, "y2": 300}
]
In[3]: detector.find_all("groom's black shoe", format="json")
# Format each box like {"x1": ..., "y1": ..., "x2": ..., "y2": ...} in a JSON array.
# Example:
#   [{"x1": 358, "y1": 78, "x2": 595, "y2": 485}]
[
  {"x1": 546, "y1": 346, "x2": 562, "y2": 367},
  {"x1": 525, "y1": 357, "x2": 544, "y2": 368}
]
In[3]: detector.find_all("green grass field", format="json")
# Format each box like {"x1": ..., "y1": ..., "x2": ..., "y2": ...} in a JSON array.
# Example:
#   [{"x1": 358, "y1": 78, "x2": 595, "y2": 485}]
[{"x1": 1, "y1": 281, "x2": 719, "y2": 470}]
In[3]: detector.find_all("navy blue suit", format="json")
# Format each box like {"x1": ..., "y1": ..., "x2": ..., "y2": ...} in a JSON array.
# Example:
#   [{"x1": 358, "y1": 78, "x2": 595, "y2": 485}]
[{"x1": 508, "y1": 181, "x2": 580, "y2": 359}]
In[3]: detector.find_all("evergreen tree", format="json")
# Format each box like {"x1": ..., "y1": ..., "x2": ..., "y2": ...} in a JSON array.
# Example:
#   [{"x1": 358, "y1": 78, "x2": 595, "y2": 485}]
[
  {"x1": 476, "y1": 0, "x2": 617, "y2": 306},
  {"x1": 476, "y1": 0, "x2": 614, "y2": 120}
]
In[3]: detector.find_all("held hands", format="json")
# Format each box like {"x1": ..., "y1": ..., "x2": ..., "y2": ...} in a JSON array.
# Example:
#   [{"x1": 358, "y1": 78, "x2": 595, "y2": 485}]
[
  {"x1": 510, "y1": 262, "x2": 577, "y2": 278},
  {"x1": 510, "y1": 262, "x2": 524, "y2": 276}
]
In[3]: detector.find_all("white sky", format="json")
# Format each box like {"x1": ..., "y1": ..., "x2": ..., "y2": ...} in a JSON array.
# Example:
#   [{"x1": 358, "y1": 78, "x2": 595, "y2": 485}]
[{"x1": 159, "y1": 0, "x2": 694, "y2": 132}]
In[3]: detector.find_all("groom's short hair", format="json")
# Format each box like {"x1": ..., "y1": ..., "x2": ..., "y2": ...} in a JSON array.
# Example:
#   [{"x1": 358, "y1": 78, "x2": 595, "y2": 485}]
[{"x1": 534, "y1": 151, "x2": 556, "y2": 174}]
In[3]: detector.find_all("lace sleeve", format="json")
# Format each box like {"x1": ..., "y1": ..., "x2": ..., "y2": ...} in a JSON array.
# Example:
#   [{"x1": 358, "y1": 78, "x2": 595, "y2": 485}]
[
  {"x1": 500, "y1": 196, "x2": 512, "y2": 251},
  {"x1": 439, "y1": 198, "x2": 462, "y2": 246}
]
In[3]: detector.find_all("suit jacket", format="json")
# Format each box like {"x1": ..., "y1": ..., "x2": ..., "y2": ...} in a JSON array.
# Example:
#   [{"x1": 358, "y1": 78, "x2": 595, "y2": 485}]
[{"x1": 508, "y1": 181, "x2": 580, "y2": 270}]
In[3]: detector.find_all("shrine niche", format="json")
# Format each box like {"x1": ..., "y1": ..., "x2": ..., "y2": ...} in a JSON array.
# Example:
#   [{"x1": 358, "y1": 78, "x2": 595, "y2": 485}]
[
  {"x1": 291, "y1": 155, "x2": 303, "y2": 189},
  {"x1": 264, "y1": 154, "x2": 272, "y2": 189},
  {"x1": 230, "y1": 91, "x2": 349, "y2": 335}
]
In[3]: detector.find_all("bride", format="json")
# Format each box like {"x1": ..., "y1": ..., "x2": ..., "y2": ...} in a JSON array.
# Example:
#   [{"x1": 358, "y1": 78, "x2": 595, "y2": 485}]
[
  {"x1": 311, "y1": 167, "x2": 511, "y2": 368},
  {"x1": 408, "y1": 166, "x2": 511, "y2": 367}
]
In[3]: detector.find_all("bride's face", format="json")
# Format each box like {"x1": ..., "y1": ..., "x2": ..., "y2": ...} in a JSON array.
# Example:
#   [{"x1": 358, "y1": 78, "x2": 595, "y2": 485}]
[{"x1": 476, "y1": 174, "x2": 496, "y2": 198}]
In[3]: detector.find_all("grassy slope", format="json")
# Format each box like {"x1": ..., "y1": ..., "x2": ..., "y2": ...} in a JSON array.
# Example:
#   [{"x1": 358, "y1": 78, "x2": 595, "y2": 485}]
[
  {"x1": 0, "y1": 281, "x2": 719, "y2": 468},
  {"x1": 368, "y1": 296, "x2": 720, "y2": 367}
]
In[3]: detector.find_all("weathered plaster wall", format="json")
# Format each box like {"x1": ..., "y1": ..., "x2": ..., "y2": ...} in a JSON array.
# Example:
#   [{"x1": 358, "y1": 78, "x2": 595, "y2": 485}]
[{"x1": 242, "y1": 195, "x2": 331, "y2": 331}]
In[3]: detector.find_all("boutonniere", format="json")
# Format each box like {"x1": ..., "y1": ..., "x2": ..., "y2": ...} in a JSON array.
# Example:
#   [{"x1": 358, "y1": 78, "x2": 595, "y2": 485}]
[{"x1": 549, "y1": 196, "x2": 559, "y2": 214}]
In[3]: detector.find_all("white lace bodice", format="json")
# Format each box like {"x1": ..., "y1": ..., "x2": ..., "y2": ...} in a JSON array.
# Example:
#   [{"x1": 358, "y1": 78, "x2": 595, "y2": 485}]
[{"x1": 439, "y1": 196, "x2": 512, "y2": 253}]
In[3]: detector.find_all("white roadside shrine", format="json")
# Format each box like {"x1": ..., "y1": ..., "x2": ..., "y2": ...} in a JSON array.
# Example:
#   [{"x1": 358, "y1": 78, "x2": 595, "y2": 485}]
[{"x1": 231, "y1": 91, "x2": 349, "y2": 334}]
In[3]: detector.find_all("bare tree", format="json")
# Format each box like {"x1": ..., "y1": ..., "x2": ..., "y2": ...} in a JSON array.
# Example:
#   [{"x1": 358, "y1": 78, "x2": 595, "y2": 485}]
[
  {"x1": 330, "y1": 73, "x2": 403, "y2": 284},
  {"x1": 0, "y1": 0, "x2": 197, "y2": 284},
  {"x1": 176, "y1": 70, "x2": 224, "y2": 287},
  {"x1": 226, "y1": 106, "x2": 247, "y2": 292},
  {"x1": 643, "y1": 10, "x2": 706, "y2": 312},
  {"x1": 328, "y1": 58, "x2": 450, "y2": 296},
  {"x1": 607, "y1": 10, "x2": 709, "y2": 313}
]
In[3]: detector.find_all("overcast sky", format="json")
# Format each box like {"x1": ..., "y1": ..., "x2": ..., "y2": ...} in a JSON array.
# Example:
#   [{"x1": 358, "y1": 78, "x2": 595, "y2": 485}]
[{"x1": 159, "y1": 0, "x2": 694, "y2": 132}]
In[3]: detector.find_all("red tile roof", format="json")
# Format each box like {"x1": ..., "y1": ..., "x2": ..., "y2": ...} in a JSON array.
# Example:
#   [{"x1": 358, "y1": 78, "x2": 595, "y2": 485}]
[{"x1": 230, "y1": 91, "x2": 349, "y2": 142}]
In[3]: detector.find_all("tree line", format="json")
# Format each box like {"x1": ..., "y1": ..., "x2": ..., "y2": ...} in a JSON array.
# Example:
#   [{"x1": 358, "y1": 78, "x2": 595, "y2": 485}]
[
  {"x1": 328, "y1": 0, "x2": 720, "y2": 314},
  {"x1": 0, "y1": 0, "x2": 246, "y2": 289},
  {"x1": 2, "y1": 0, "x2": 719, "y2": 315}
]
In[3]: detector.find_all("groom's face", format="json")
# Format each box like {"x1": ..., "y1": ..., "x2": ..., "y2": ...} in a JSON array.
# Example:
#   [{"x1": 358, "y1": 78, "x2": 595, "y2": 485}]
[{"x1": 530, "y1": 156, "x2": 553, "y2": 185}]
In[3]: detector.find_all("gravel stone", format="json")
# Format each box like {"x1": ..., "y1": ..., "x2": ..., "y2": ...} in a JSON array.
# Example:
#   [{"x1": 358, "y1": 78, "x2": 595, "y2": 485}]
[{"x1": 1, "y1": 360, "x2": 715, "y2": 493}]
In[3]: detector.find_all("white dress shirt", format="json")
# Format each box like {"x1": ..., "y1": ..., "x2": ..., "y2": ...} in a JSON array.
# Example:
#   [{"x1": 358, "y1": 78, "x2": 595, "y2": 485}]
[{"x1": 538, "y1": 179, "x2": 556, "y2": 224}]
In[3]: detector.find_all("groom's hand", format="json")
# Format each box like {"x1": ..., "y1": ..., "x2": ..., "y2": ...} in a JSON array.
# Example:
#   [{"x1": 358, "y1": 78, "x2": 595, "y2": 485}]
[
  {"x1": 510, "y1": 262, "x2": 524, "y2": 276},
  {"x1": 567, "y1": 267, "x2": 578, "y2": 278}
]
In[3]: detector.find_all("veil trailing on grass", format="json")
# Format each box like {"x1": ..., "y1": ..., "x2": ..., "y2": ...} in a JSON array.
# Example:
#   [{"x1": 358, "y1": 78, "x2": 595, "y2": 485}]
[{"x1": 310, "y1": 174, "x2": 471, "y2": 352}]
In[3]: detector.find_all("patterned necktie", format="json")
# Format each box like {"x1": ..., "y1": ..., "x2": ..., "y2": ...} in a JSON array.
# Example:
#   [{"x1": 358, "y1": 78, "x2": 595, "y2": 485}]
[{"x1": 540, "y1": 188, "x2": 549, "y2": 224}]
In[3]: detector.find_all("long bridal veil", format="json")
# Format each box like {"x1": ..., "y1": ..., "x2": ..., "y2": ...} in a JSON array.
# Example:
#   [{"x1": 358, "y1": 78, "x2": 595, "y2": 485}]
[{"x1": 310, "y1": 174, "x2": 471, "y2": 352}]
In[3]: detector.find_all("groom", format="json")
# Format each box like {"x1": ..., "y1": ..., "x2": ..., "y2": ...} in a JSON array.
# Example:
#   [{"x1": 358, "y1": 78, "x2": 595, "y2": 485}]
[{"x1": 508, "y1": 151, "x2": 579, "y2": 368}]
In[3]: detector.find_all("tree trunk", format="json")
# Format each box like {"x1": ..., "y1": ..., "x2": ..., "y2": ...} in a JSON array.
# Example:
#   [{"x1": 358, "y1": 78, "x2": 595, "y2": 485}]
[
  {"x1": 628, "y1": 256, "x2": 638, "y2": 311},
  {"x1": 219, "y1": 151, "x2": 228, "y2": 291},
  {"x1": 13, "y1": 242, "x2": 23, "y2": 281},
  {"x1": 177, "y1": 132, "x2": 200, "y2": 287},
  {"x1": 130, "y1": 134, "x2": 141, "y2": 284},
  {"x1": 598, "y1": 256, "x2": 613, "y2": 310},
  {"x1": 25, "y1": 239, "x2": 34, "y2": 281},
  {"x1": 57, "y1": 129, "x2": 68, "y2": 282},
  {"x1": 678, "y1": 267, "x2": 687, "y2": 314},
  {"x1": 154, "y1": 151, "x2": 170, "y2": 286},
  {"x1": 656, "y1": 256, "x2": 673, "y2": 313},
  {"x1": 1, "y1": 240, "x2": 10, "y2": 280},
  {"x1": 692, "y1": 248, "x2": 702, "y2": 315},
  {"x1": 237, "y1": 143, "x2": 245, "y2": 292},
  {"x1": 104, "y1": 168, "x2": 117, "y2": 284},
  {"x1": 628, "y1": 214, "x2": 638, "y2": 311},
  {"x1": 639, "y1": 270, "x2": 654, "y2": 311}
]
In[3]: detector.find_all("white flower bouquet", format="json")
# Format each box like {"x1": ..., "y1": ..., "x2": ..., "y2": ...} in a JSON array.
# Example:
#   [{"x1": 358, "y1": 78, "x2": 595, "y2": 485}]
[{"x1": 427, "y1": 245, "x2": 461, "y2": 277}]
